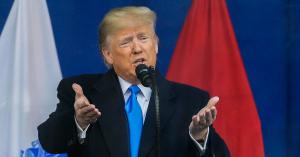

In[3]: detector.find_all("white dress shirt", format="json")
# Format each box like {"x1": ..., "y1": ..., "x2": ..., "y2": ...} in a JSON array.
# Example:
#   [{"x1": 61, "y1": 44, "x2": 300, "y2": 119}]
[{"x1": 75, "y1": 76, "x2": 209, "y2": 154}]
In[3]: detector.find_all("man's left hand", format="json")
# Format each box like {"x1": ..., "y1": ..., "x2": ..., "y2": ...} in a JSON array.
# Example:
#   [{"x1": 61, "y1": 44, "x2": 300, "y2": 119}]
[{"x1": 189, "y1": 96, "x2": 219, "y2": 141}]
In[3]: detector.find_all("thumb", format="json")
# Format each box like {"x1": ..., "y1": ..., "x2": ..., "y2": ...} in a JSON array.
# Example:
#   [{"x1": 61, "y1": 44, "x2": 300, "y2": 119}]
[
  {"x1": 72, "y1": 83, "x2": 84, "y2": 99},
  {"x1": 206, "y1": 96, "x2": 219, "y2": 108},
  {"x1": 196, "y1": 96, "x2": 220, "y2": 116}
]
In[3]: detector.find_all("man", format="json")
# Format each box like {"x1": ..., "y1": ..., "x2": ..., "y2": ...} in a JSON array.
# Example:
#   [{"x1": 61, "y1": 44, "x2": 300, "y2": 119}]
[{"x1": 38, "y1": 6, "x2": 230, "y2": 157}]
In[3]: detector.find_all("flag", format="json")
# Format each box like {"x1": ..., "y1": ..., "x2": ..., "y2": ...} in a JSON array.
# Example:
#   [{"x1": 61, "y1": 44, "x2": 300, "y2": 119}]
[
  {"x1": 0, "y1": 0, "x2": 62, "y2": 156},
  {"x1": 166, "y1": 0, "x2": 265, "y2": 156}
]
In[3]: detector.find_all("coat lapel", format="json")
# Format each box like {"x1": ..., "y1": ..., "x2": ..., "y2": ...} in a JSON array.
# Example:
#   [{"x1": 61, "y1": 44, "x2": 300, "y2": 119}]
[
  {"x1": 139, "y1": 73, "x2": 177, "y2": 157},
  {"x1": 89, "y1": 70, "x2": 130, "y2": 157}
]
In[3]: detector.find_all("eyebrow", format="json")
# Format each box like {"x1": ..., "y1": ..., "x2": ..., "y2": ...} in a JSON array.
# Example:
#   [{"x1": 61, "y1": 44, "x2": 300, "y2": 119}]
[
  {"x1": 119, "y1": 32, "x2": 152, "y2": 42},
  {"x1": 137, "y1": 32, "x2": 152, "y2": 37},
  {"x1": 119, "y1": 36, "x2": 133, "y2": 43}
]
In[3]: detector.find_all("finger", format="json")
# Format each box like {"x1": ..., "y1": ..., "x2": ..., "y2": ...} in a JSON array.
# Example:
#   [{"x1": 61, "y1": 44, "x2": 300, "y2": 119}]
[
  {"x1": 206, "y1": 96, "x2": 219, "y2": 109},
  {"x1": 88, "y1": 113, "x2": 101, "y2": 122},
  {"x1": 82, "y1": 105, "x2": 101, "y2": 117},
  {"x1": 205, "y1": 110, "x2": 213, "y2": 125},
  {"x1": 88, "y1": 112, "x2": 101, "y2": 123},
  {"x1": 78, "y1": 105, "x2": 96, "y2": 115},
  {"x1": 199, "y1": 112, "x2": 206, "y2": 125},
  {"x1": 86, "y1": 111, "x2": 101, "y2": 123},
  {"x1": 211, "y1": 106, "x2": 217, "y2": 120},
  {"x1": 192, "y1": 115, "x2": 199, "y2": 126},
  {"x1": 196, "y1": 96, "x2": 220, "y2": 116},
  {"x1": 86, "y1": 108, "x2": 101, "y2": 117},
  {"x1": 74, "y1": 98, "x2": 90, "y2": 110},
  {"x1": 88, "y1": 114, "x2": 101, "y2": 122},
  {"x1": 72, "y1": 83, "x2": 84, "y2": 99}
]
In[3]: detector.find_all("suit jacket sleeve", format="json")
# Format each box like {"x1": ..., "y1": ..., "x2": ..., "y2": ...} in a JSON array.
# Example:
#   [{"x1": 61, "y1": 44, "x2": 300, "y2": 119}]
[
  {"x1": 183, "y1": 85, "x2": 230, "y2": 157},
  {"x1": 38, "y1": 78, "x2": 80, "y2": 154}
]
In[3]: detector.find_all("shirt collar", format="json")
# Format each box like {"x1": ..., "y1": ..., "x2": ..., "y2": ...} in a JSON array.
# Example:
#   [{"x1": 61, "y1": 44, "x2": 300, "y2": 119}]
[{"x1": 118, "y1": 76, "x2": 152, "y2": 101}]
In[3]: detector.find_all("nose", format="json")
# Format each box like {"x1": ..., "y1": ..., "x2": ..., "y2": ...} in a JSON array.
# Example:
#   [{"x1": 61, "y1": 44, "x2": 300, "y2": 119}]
[{"x1": 132, "y1": 38, "x2": 142, "y2": 54}]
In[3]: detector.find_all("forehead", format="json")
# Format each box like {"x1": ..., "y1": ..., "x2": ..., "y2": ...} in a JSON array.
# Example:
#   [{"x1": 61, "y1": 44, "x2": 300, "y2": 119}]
[{"x1": 111, "y1": 24, "x2": 155, "y2": 39}]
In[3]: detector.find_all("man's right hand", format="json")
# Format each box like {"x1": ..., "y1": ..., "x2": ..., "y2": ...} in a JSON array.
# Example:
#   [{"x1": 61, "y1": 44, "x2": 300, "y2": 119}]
[{"x1": 72, "y1": 83, "x2": 101, "y2": 129}]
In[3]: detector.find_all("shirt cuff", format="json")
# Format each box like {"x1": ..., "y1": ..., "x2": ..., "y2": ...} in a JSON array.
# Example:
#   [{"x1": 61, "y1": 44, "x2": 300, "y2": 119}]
[
  {"x1": 189, "y1": 127, "x2": 209, "y2": 154},
  {"x1": 74, "y1": 116, "x2": 90, "y2": 140}
]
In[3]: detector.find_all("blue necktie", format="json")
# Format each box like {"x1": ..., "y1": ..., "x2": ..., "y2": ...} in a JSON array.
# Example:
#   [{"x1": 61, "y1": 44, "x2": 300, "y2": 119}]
[{"x1": 125, "y1": 85, "x2": 143, "y2": 157}]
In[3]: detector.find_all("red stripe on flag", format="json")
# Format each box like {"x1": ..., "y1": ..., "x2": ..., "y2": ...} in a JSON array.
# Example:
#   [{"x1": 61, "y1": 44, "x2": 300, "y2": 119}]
[{"x1": 166, "y1": 0, "x2": 265, "y2": 156}]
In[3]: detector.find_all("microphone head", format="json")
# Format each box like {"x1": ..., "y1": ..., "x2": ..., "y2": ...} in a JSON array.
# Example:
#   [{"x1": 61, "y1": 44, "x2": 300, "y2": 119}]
[{"x1": 135, "y1": 64, "x2": 152, "y2": 87}]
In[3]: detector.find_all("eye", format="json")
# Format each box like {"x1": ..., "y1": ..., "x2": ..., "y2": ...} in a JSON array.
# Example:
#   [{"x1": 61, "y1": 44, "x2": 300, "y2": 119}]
[
  {"x1": 119, "y1": 40, "x2": 131, "y2": 47},
  {"x1": 120, "y1": 41, "x2": 129, "y2": 45},
  {"x1": 138, "y1": 35, "x2": 149, "y2": 42}
]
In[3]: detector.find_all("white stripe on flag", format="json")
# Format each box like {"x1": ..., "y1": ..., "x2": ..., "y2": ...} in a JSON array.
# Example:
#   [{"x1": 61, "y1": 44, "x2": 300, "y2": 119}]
[{"x1": 0, "y1": 0, "x2": 62, "y2": 156}]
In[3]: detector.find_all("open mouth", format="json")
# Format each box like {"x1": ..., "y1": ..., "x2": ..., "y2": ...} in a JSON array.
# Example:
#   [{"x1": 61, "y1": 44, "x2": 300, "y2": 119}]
[{"x1": 134, "y1": 58, "x2": 146, "y2": 66}]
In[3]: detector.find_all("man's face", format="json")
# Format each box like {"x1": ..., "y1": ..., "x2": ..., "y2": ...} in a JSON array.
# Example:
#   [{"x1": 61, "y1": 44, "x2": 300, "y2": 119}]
[{"x1": 102, "y1": 24, "x2": 158, "y2": 84}]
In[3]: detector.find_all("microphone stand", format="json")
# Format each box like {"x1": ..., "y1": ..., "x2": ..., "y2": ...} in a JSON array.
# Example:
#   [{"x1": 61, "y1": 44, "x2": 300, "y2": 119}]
[{"x1": 149, "y1": 67, "x2": 160, "y2": 157}]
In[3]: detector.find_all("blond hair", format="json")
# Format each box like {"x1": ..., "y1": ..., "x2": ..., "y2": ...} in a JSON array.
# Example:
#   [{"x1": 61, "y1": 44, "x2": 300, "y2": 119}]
[{"x1": 98, "y1": 6, "x2": 157, "y2": 66}]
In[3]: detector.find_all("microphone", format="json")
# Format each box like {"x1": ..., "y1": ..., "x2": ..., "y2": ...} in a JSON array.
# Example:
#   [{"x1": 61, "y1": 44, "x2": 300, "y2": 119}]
[
  {"x1": 135, "y1": 64, "x2": 152, "y2": 87},
  {"x1": 135, "y1": 64, "x2": 161, "y2": 157}
]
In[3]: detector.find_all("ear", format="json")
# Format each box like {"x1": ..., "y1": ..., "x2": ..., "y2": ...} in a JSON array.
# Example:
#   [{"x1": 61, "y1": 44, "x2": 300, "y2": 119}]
[
  {"x1": 102, "y1": 47, "x2": 113, "y2": 65},
  {"x1": 155, "y1": 36, "x2": 159, "y2": 54}
]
